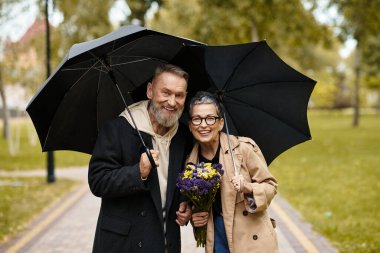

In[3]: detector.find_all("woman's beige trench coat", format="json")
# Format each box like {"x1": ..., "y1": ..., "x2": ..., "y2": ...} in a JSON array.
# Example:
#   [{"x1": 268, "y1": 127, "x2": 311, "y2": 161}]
[{"x1": 186, "y1": 133, "x2": 279, "y2": 253}]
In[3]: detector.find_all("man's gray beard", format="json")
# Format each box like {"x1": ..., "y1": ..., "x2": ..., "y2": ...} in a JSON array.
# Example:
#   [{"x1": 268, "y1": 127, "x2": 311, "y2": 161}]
[{"x1": 150, "y1": 101, "x2": 183, "y2": 128}]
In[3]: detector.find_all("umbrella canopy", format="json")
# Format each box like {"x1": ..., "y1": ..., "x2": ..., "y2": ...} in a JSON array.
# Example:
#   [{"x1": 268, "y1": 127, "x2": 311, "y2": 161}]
[
  {"x1": 26, "y1": 25, "x2": 205, "y2": 154},
  {"x1": 192, "y1": 41, "x2": 316, "y2": 165}
]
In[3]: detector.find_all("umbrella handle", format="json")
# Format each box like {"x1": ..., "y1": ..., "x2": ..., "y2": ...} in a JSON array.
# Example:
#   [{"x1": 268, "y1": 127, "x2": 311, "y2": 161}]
[
  {"x1": 109, "y1": 74, "x2": 156, "y2": 171},
  {"x1": 222, "y1": 110, "x2": 239, "y2": 176},
  {"x1": 145, "y1": 147, "x2": 157, "y2": 170},
  {"x1": 108, "y1": 71, "x2": 157, "y2": 171}
]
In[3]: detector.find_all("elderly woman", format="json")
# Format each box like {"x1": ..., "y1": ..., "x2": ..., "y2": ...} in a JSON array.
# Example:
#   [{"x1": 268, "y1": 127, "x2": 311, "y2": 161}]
[{"x1": 187, "y1": 91, "x2": 278, "y2": 253}]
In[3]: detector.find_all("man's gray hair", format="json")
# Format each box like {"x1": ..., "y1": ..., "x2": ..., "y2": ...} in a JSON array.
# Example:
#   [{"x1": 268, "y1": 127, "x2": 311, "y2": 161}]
[
  {"x1": 188, "y1": 91, "x2": 224, "y2": 118},
  {"x1": 152, "y1": 64, "x2": 189, "y2": 82}
]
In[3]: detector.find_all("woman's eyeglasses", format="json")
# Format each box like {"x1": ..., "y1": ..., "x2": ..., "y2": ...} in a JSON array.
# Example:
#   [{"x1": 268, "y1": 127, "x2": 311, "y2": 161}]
[{"x1": 191, "y1": 116, "x2": 220, "y2": 126}]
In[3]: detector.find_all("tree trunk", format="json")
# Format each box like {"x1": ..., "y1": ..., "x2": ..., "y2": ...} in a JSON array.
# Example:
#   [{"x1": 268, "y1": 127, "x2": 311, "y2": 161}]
[
  {"x1": 0, "y1": 66, "x2": 10, "y2": 139},
  {"x1": 352, "y1": 46, "x2": 360, "y2": 127},
  {"x1": 377, "y1": 90, "x2": 380, "y2": 115},
  {"x1": 251, "y1": 22, "x2": 258, "y2": 42}
]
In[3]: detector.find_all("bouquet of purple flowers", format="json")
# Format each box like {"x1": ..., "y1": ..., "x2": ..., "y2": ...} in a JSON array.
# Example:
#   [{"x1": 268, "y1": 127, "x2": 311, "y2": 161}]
[{"x1": 176, "y1": 162, "x2": 224, "y2": 247}]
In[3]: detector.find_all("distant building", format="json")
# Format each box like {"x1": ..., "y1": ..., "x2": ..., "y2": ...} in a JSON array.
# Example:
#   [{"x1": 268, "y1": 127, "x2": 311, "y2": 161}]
[
  {"x1": 1, "y1": 18, "x2": 48, "y2": 115},
  {"x1": 0, "y1": 85, "x2": 29, "y2": 117},
  {"x1": 0, "y1": 84, "x2": 29, "y2": 112}
]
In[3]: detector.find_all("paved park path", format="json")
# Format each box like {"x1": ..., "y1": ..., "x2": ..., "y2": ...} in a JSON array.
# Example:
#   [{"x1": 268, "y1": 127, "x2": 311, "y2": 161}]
[{"x1": 0, "y1": 167, "x2": 338, "y2": 253}]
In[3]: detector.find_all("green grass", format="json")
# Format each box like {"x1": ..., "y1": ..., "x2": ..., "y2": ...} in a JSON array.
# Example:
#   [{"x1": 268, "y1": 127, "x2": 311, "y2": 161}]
[
  {"x1": 0, "y1": 119, "x2": 90, "y2": 171},
  {"x1": 0, "y1": 120, "x2": 82, "y2": 244},
  {"x1": 270, "y1": 112, "x2": 380, "y2": 253},
  {"x1": 0, "y1": 177, "x2": 77, "y2": 243}
]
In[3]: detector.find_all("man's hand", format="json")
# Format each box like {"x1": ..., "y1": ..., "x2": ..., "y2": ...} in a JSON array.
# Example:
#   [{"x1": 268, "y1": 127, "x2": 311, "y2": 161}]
[
  {"x1": 176, "y1": 202, "x2": 191, "y2": 226},
  {"x1": 140, "y1": 150, "x2": 159, "y2": 179},
  {"x1": 191, "y1": 211, "x2": 209, "y2": 227}
]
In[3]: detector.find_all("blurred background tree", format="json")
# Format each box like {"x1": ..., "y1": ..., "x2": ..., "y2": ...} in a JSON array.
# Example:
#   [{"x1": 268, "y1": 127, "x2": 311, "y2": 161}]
[
  {"x1": 1, "y1": 0, "x2": 30, "y2": 139},
  {"x1": 148, "y1": 0, "x2": 342, "y2": 109},
  {"x1": 0, "y1": 0, "x2": 115, "y2": 141},
  {"x1": 362, "y1": 34, "x2": 380, "y2": 115},
  {"x1": 53, "y1": 0, "x2": 114, "y2": 60},
  {"x1": 123, "y1": 0, "x2": 162, "y2": 26},
  {"x1": 3, "y1": 18, "x2": 46, "y2": 98},
  {"x1": 1, "y1": 1, "x2": 379, "y2": 250},
  {"x1": 329, "y1": 0, "x2": 380, "y2": 126},
  {"x1": 0, "y1": 0, "x2": 379, "y2": 134}
]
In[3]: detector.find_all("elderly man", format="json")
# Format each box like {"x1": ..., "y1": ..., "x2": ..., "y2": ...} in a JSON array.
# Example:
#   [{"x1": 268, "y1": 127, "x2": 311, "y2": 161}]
[{"x1": 89, "y1": 64, "x2": 193, "y2": 253}]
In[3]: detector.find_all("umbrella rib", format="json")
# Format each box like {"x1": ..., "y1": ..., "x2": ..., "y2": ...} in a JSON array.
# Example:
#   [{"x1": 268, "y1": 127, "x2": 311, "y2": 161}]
[
  {"x1": 61, "y1": 65, "x2": 108, "y2": 73},
  {"x1": 68, "y1": 58, "x2": 104, "y2": 89},
  {"x1": 61, "y1": 53, "x2": 111, "y2": 73},
  {"x1": 113, "y1": 67, "x2": 139, "y2": 89},
  {"x1": 89, "y1": 51, "x2": 162, "y2": 69},
  {"x1": 222, "y1": 43, "x2": 262, "y2": 91},
  {"x1": 225, "y1": 94, "x2": 310, "y2": 137},
  {"x1": 226, "y1": 80, "x2": 312, "y2": 93},
  {"x1": 110, "y1": 56, "x2": 168, "y2": 89},
  {"x1": 109, "y1": 34, "x2": 157, "y2": 55},
  {"x1": 223, "y1": 104, "x2": 240, "y2": 137},
  {"x1": 89, "y1": 51, "x2": 164, "y2": 90},
  {"x1": 42, "y1": 58, "x2": 103, "y2": 148},
  {"x1": 96, "y1": 69, "x2": 103, "y2": 94},
  {"x1": 61, "y1": 67, "x2": 104, "y2": 72},
  {"x1": 110, "y1": 57, "x2": 161, "y2": 67}
]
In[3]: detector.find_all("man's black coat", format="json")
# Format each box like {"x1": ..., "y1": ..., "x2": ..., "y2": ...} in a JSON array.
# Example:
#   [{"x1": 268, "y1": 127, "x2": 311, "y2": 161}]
[{"x1": 88, "y1": 117, "x2": 192, "y2": 253}]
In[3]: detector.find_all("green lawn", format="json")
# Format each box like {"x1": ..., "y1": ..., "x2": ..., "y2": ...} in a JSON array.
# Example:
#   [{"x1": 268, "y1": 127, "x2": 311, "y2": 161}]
[
  {"x1": 0, "y1": 119, "x2": 90, "y2": 171},
  {"x1": 0, "y1": 177, "x2": 77, "y2": 243},
  {"x1": 270, "y1": 111, "x2": 380, "y2": 253},
  {"x1": 0, "y1": 120, "x2": 83, "y2": 244}
]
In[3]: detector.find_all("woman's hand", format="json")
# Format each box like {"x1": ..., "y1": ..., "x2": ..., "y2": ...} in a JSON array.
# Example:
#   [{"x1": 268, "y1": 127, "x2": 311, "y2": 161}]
[
  {"x1": 191, "y1": 212, "x2": 209, "y2": 227},
  {"x1": 231, "y1": 175, "x2": 252, "y2": 193},
  {"x1": 231, "y1": 175, "x2": 245, "y2": 192}
]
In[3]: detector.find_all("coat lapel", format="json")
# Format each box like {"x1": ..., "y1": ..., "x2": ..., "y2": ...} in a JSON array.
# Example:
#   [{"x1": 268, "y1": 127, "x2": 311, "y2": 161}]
[
  {"x1": 219, "y1": 133, "x2": 244, "y2": 251},
  {"x1": 186, "y1": 143, "x2": 199, "y2": 164},
  {"x1": 140, "y1": 132, "x2": 164, "y2": 225},
  {"x1": 166, "y1": 129, "x2": 187, "y2": 213}
]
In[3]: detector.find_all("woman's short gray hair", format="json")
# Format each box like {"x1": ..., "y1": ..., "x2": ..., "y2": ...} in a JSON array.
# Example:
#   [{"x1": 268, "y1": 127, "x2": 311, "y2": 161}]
[{"x1": 188, "y1": 91, "x2": 224, "y2": 118}]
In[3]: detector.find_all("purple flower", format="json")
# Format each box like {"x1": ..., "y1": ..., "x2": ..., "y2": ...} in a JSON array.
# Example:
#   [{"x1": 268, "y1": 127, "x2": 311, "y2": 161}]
[
  {"x1": 175, "y1": 162, "x2": 225, "y2": 248},
  {"x1": 176, "y1": 162, "x2": 224, "y2": 203}
]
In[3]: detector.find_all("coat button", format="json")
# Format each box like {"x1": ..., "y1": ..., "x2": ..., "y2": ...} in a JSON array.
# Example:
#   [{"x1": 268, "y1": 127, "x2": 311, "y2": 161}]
[
  {"x1": 253, "y1": 235, "x2": 258, "y2": 240},
  {"x1": 140, "y1": 211, "x2": 146, "y2": 217},
  {"x1": 243, "y1": 210, "x2": 248, "y2": 216},
  {"x1": 138, "y1": 241, "x2": 143, "y2": 248}
]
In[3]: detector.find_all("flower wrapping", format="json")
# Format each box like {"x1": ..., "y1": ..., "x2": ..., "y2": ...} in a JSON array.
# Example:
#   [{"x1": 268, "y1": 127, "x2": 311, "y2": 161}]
[{"x1": 176, "y1": 162, "x2": 224, "y2": 247}]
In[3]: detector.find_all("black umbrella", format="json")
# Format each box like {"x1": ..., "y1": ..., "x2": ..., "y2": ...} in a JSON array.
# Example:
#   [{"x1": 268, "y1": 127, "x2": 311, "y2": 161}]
[
  {"x1": 26, "y1": 25, "x2": 205, "y2": 160},
  {"x1": 190, "y1": 41, "x2": 316, "y2": 167}
]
